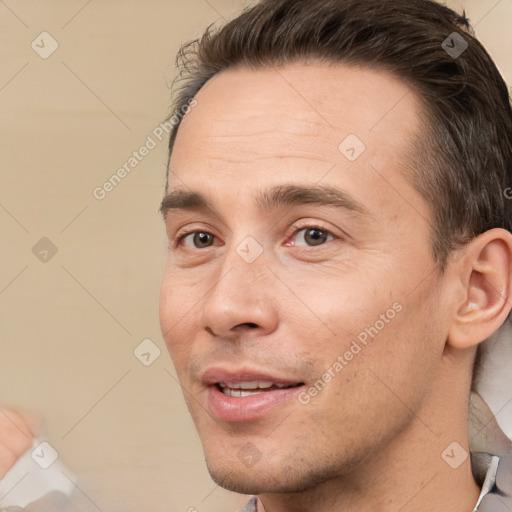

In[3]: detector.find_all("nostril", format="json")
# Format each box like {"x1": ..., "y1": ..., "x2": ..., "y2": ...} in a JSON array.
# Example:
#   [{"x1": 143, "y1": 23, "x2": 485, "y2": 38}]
[{"x1": 246, "y1": 323, "x2": 258, "y2": 329}]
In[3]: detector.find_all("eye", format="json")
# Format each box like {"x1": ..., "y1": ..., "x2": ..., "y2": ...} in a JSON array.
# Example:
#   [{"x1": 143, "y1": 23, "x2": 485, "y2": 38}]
[
  {"x1": 177, "y1": 230, "x2": 218, "y2": 249},
  {"x1": 290, "y1": 226, "x2": 335, "y2": 247},
  {"x1": 174, "y1": 225, "x2": 337, "y2": 250}
]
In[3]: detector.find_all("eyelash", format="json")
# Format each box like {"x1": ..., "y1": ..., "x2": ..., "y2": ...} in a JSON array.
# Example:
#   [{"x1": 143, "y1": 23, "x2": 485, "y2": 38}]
[{"x1": 173, "y1": 224, "x2": 338, "y2": 250}]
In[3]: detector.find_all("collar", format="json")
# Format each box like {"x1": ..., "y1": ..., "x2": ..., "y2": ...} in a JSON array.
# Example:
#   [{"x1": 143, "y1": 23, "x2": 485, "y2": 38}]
[{"x1": 473, "y1": 455, "x2": 500, "y2": 511}]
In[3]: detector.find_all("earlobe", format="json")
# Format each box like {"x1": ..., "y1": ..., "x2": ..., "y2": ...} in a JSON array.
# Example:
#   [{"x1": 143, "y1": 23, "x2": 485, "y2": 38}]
[{"x1": 448, "y1": 229, "x2": 512, "y2": 350}]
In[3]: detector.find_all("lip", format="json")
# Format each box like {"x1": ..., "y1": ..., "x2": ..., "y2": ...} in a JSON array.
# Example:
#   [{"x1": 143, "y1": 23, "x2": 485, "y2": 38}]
[
  {"x1": 201, "y1": 366, "x2": 303, "y2": 387},
  {"x1": 202, "y1": 366, "x2": 305, "y2": 422}
]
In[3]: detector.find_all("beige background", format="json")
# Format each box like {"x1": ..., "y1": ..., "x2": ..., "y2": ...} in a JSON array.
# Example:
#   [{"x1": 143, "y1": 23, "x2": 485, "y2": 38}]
[{"x1": 1, "y1": 1, "x2": 511, "y2": 511}]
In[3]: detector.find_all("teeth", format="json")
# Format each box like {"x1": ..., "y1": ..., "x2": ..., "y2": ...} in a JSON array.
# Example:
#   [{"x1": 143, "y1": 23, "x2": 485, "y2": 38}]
[
  {"x1": 217, "y1": 381, "x2": 297, "y2": 396},
  {"x1": 219, "y1": 381, "x2": 275, "y2": 389},
  {"x1": 222, "y1": 388, "x2": 264, "y2": 397}
]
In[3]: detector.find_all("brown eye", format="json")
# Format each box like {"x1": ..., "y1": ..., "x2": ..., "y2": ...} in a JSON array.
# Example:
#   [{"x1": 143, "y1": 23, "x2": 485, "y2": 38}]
[
  {"x1": 293, "y1": 227, "x2": 334, "y2": 247},
  {"x1": 180, "y1": 231, "x2": 216, "y2": 248}
]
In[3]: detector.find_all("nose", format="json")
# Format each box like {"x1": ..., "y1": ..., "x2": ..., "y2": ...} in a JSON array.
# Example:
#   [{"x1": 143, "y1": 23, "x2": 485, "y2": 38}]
[{"x1": 199, "y1": 246, "x2": 279, "y2": 340}]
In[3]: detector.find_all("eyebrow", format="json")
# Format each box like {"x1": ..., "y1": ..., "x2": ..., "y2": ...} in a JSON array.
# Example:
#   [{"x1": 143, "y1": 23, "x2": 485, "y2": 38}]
[{"x1": 159, "y1": 183, "x2": 372, "y2": 220}]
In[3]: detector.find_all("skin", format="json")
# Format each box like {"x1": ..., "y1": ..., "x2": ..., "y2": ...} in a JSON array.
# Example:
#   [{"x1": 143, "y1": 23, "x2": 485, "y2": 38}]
[
  {"x1": 0, "y1": 407, "x2": 35, "y2": 479},
  {"x1": 159, "y1": 61, "x2": 512, "y2": 512}
]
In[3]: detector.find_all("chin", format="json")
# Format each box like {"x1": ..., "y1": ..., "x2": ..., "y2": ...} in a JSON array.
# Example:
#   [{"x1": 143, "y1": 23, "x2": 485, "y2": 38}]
[
  {"x1": 205, "y1": 464, "x2": 306, "y2": 494},
  {"x1": 201, "y1": 445, "x2": 270, "y2": 494},
  {"x1": 204, "y1": 450, "x2": 346, "y2": 495},
  {"x1": 207, "y1": 467, "x2": 271, "y2": 495}
]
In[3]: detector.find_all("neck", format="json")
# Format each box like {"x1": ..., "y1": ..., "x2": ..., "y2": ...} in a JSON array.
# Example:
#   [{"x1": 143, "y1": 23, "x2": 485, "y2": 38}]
[{"x1": 257, "y1": 348, "x2": 481, "y2": 512}]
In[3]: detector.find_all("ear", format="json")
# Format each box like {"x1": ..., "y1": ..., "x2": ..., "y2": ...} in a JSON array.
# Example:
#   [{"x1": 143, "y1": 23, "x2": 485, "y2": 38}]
[{"x1": 447, "y1": 228, "x2": 512, "y2": 349}]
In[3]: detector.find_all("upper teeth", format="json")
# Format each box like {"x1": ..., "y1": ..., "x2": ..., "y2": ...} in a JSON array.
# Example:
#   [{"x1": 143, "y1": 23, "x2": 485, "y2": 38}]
[{"x1": 219, "y1": 381, "x2": 291, "y2": 389}]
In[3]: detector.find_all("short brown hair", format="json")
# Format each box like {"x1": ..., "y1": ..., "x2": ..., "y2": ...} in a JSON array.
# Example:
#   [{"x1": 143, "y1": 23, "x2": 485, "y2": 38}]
[{"x1": 164, "y1": 0, "x2": 512, "y2": 268}]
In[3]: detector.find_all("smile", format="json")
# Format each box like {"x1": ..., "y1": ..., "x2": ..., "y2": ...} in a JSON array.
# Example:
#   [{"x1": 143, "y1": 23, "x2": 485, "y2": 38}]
[{"x1": 218, "y1": 381, "x2": 299, "y2": 397}]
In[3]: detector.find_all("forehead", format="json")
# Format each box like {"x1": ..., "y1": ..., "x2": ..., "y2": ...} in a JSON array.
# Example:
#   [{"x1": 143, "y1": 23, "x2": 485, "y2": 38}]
[
  {"x1": 182, "y1": 62, "x2": 417, "y2": 131},
  {"x1": 167, "y1": 61, "x2": 427, "y2": 224},
  {"x1": 171, "y1": 61, "x2": 421, "y2": 166}
]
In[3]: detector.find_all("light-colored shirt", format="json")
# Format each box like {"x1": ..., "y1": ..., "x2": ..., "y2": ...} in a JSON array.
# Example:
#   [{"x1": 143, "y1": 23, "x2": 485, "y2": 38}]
[{"x1": 475, "y1": 452, "x2": 512, "y2": 511}]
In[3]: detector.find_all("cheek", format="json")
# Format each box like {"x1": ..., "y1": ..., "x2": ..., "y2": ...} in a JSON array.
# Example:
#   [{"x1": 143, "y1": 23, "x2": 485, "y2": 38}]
[
  {"x1": 300, "y1": 302, "x2": 441, "y2": 451},
  {"x1": 342, "y1": 285, "x2": 443, "y2": 408},
  {"x1": 159, "y1": 266, "x2": 199, "y2": 367},
  {"x1": 305, "y1": 262, "x2": 442, "y2": 396},
  {"x1": 301, "y1": 267, "x2": 400, "y2": 345},
  {"x1": 311, "y1": 249, "x2": 435, "y2": 345}
]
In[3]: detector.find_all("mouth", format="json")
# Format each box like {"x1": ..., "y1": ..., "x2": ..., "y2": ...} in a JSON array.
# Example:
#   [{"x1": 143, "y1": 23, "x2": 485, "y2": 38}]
[
  {"x1": 202, "y1": 367, "x2": 306, "y2": 422},
  {"x1": 216, "y1": 381, "x2": 303, "y2": 397}
]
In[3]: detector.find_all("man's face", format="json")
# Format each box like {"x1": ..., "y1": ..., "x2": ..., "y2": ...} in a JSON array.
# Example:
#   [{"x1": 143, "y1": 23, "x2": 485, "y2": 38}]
[{"x1": 159, "y1": 62, "x2": 450, "y2": 494}]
